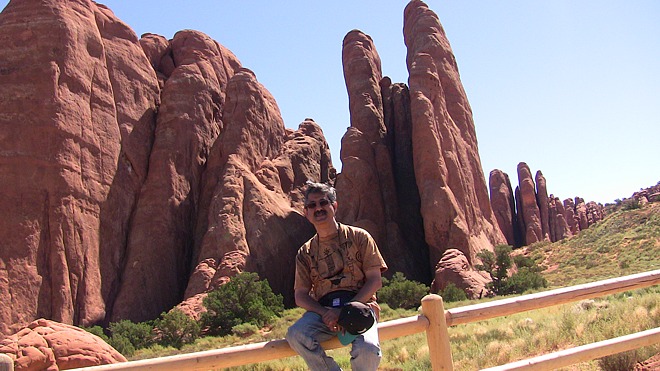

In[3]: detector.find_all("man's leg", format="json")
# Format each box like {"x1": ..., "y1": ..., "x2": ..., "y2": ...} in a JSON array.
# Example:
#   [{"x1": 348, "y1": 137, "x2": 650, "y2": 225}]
[
  {"x1": 350, "y1": 322, "x2": 381, "y2": 371},
  {"x1": 286, "y1": 311, "x2": 341, "y2": 371}
]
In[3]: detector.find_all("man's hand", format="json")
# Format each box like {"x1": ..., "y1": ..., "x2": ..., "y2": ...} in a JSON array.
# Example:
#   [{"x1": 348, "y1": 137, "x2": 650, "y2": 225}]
[{"x1": 322, "y1": 307, "x2": 341, "y2": 331}]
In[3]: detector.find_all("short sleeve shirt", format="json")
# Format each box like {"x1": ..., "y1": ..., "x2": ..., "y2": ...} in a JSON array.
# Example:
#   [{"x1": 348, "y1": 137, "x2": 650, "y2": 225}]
[{"x1": 294, "y1": 223, "x2": 388, "y2": 300}]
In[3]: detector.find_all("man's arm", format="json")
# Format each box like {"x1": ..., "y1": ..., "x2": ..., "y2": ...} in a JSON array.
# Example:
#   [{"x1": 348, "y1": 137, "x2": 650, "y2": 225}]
[{"x1": 352, "y1": 267, "x2": 383, "y2": 303}]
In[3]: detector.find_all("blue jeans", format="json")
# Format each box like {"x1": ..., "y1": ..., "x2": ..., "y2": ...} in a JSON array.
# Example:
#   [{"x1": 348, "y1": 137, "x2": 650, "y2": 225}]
[{"x1": 286, "y1": 311, "x2": 381, "y2": 371}]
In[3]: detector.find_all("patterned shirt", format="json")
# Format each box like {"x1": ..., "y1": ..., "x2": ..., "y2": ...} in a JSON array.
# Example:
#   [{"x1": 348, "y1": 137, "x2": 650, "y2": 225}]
[{"x1": 294, "y1": 223, "x2": 387, "y2": 301}]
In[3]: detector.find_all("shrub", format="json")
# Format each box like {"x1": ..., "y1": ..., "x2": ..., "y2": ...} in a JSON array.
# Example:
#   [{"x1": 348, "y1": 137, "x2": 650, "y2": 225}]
[
  {"x1": 598, "y1": 350, "x2": 638, "y2": 371},
  {"x1": 379, "y1": 272, "x2": 429, "y2": 309},
  {"x1": 108, "y1": 320, "x2": 155, "y2": 352},
  {"x1": 156, "y1": 308, "x2": 200, "y2": 349},
  {"x1": 201, "y1": 272, "x2": 284, "y2": 336},
  {"x1": 503, "y1": 267, "x2": 547, "y2": 294},
  {"x1": 476, "y1": 245, "x2": 512, "y2": 295},
  {"x1": 439, "y1": 282, "x2": 468, "y2": 302},
  {"x1": 622, "y1": 198, "x2": 641, "y2": 210},
  {"x1": 477, "y1": 245, "x2": 547, "y2": 296},
  {"x1": 231, "y1": 322, "x2": 259, "y2": 337},
  {"x1": 109, "y1": 334, "x2": 135, "y2": 356}
]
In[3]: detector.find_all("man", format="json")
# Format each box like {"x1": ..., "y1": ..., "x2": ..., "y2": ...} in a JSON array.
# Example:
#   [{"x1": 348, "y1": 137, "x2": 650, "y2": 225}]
[{"x1": 286, "y1": 182, "x2": 388, "y2": 371}]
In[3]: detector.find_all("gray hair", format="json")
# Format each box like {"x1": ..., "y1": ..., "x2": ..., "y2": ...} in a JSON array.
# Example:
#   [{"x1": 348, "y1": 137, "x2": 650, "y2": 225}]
[{"x1": 304, "y1": 181, "x2": 337, "y2": 203}]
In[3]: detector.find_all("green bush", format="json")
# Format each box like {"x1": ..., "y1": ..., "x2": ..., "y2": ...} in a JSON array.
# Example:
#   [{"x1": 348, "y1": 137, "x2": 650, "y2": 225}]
[
  {"x1": 156, "y1": 308, "x2": 201, "y2": 349},
  {"x1": 108, "y1": 319, "x2": 155, "y2": 352},
  {"x1": 477, "y1": 245, "x2": 547, "y2": 296},
  {"x1": 379, "y1": 272, "x2": 429, "y2": 309},
  {"x1": 201, "y1": 272, "x2": 284, "y2": 336},
  {"x1": 439, "y1": 282, "x2": 468, "y2": 302},
  {"x1": 503, "y1": 267, "x2": 547, "y2": 294},
  {"x1": 109, "y1": 334, "x2": 135, "y2": 356},
  {"x1": 622, "y1": 198, "x2": 641, "y2": 210}
]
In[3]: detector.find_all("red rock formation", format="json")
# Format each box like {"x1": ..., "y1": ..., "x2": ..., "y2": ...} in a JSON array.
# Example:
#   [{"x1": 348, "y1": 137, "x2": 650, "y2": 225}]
[
  {"x1": 489, "y1": 170, "x2": 520, "y2": 247},
  {"x1": 535, "y1": 171, "x2": 550, "y2": 241},
  {"x1": 181, "y1": 70, "x2": 333, "y2": 316},
  {"x1": 0, "y1": 0, "x2": 160, "y2": 334},
  {"x1": 0, "y1": 0, "x2": 524, "y2": 335},
  {"x1": 336, "y1": 2, "x2": 505, "y2": 295},
  {"x1": 490, "y1": 164, "x2": 602, "y2": 246},
  {"x1": 336, "y1": 30, "x2": 430, "y2": 283},
  {"x1": 563, "y1": 198, "x2": 579, "y2": 234},
  {"x1": 0, "y1": 0, "x2": 335, "y2": 332},
  {"x1": 403, "y1": 0, "x2": 505, "y2": 276},
  {"x1": 586, "y1": 201, "x2": 603, "y2": 226},
  {"x1": 0, "y1": 319, "x2": 126, "y2": 370},
  {"x1": 574, "y1": 197, "x2": 589, "y2": 231},
  {"x1": 517, "y1": 163, "x2": 543, "y2": 245},
  {"x1": 548, "y1": 195, "x2": 572, "y2": 242},
  {"x1": 111, "y1": 30, "x2": 241, "y2": 323}
]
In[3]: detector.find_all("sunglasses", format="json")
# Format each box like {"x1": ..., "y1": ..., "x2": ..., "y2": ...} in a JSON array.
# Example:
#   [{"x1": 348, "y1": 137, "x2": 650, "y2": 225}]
[{"x1": 305, "y1": 199, "x2": 330, "y2": 209}]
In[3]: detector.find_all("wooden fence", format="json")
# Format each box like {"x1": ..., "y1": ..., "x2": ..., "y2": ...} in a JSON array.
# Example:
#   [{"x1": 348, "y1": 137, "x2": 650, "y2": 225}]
[{"x1": 3, "y1": 270, "x2": 658, "y2": 370}]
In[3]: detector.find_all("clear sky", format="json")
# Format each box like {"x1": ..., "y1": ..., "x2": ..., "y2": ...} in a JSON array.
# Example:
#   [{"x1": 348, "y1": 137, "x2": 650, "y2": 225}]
[{"x1": 2, "y1": 1, "x2": 658, "y2": 204}]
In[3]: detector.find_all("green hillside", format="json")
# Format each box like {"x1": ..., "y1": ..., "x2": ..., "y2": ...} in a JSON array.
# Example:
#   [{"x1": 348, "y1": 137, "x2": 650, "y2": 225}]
[{"x1": 529, "y1": 202, "x2": 659, "y2": 287}]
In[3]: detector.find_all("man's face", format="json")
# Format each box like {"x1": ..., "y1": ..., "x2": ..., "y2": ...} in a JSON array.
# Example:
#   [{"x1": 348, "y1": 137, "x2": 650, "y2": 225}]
[{"x1": 304, "y1": 192, "x2": 337, "y2": 226}]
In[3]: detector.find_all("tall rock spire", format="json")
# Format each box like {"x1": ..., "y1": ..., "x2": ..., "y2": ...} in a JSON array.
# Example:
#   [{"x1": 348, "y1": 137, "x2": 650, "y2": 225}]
[{"x1": 404, "y1": 0, "x2": 505, "y2": 265}]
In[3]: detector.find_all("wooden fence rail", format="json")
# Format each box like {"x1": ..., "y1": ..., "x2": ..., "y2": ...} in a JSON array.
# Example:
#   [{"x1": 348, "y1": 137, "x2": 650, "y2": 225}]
[{"x1": 5, "y1": 269, "x2": 658, "y2": 371}]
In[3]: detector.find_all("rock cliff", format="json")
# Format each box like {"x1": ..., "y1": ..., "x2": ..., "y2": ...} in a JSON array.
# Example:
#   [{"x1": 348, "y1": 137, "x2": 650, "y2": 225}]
[
  {"x1": 0, "y1": 0, "x2": 333, "y2": 333},
  {"x1": 1, "y1": 0, "x2": 507, "y2": 337}
]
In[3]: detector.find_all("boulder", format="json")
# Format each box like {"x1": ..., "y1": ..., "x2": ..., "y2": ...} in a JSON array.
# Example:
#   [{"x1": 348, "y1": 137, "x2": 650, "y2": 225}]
[
  {"x1": 0, "y1": 319, "x2": 125, "y2": 370},
  {"x1": 431, "y1": 249, "x2": 490, "y2": 299}
]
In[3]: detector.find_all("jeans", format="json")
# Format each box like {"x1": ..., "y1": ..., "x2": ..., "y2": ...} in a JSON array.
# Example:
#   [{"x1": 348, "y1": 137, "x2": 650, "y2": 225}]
[{"x1": 286, "y1": 311, "x2": 381, "y2": 371}]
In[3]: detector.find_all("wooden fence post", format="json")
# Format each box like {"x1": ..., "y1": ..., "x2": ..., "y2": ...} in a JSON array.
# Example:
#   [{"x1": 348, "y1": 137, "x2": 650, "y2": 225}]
[
  {"x1": 0, "y1": 353, "x2": 13, "y2": 371},
  {"x1": 421, "y1": 294, "x2": 453, "y2": 371}
]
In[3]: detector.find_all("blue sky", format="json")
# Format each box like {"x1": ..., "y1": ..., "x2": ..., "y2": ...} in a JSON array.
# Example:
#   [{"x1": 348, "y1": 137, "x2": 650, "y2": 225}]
[{"x1": 2, "y1": 1, "x2": 659, "y2": 204}]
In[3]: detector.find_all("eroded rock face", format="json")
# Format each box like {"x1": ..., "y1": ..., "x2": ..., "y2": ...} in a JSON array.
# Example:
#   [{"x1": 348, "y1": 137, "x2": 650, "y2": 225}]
[
  {"x1": 336, "y1": 2, "x2": 505, "y2": 295},
  {"x1": 535, "y1": 171, "x2": 550, "y2": 241},
  {"x1": 0, "y1": 319, "x2": 126, "y2": 370},
  {"x1": 548, "y1": 195, "x2": 571, "y2": 242},
  {"x1": 0, "y1": 0, "x2": 160, "y2": 334},
  {"x1": 403, "y1": 0, "x2": 505, "y2": 271},
  {"x1": 563, "y1": 198, "x2": 579, "y2": 234},
  {"x1": 111, "y1": 29, "x2": 241, "y2": 323},
  {"x1": 0, "y1": 0, "x2": 335, "y2": 333},
  {"x1": 182, "y1": 70, "x2": 332, "y2": 313},
  {"x1": 336, "y1": 30, "x2": 430, "y2": 283},
  {"x1": 489, "y1": 170, "x2": 520, "y2": 247},
  {"x1": 517, "y1": 163, "x2": 543, "y2": 245}
]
